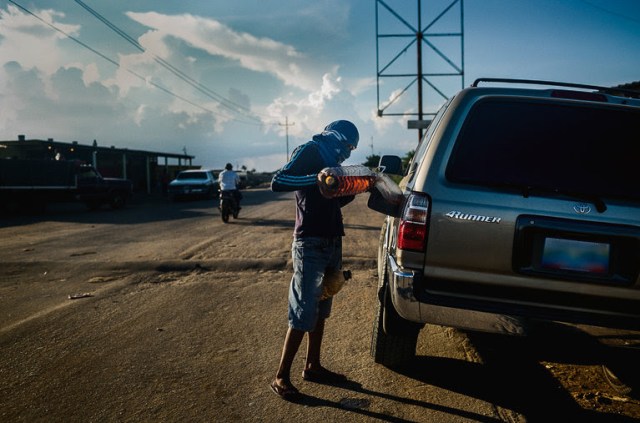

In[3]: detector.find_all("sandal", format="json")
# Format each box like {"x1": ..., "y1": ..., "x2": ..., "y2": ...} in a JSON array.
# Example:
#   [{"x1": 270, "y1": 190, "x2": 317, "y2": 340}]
[
  {"x1": 302, "y1": 368, "x2": 347, "y2": 384},
  {"x1": 270, "y1": 380, "x2": 302, "y2": 402}
]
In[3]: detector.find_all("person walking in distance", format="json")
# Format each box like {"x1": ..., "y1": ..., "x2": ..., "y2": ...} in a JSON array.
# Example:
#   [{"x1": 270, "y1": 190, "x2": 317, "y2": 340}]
[
  {"x1": 269, "y1": 120, "x2": 359, "y2": 401},
  {"x1": 218, "y1": 163, "x2": 242, "y2": 209}
]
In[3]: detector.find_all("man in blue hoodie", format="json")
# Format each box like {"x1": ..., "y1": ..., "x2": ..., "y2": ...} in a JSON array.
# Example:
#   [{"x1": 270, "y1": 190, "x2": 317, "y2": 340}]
[{"x1": 270, "y1": 120, "x2": 359, "y2": 401}]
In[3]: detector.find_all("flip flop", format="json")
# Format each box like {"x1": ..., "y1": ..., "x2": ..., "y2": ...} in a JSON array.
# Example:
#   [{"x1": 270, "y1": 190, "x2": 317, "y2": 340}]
[
  {"x1": 301, "y1": 368, "x2": 347, "y2": 384},
  {"x1": 270, "y1": 380, "x2": 302, "y2": 402}
]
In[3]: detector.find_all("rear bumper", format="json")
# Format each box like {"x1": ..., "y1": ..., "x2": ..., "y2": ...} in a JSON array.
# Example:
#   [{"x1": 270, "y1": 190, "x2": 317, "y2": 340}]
[
  {"x1": 386, "y1": 255, "x2": 528, "y2": 335},
  {"x1": 168, "y1": 185, "x2": 214, "y2": 197},
  {"x1": 388, "y1": 252, "x2": 640, "y2": 331},
  {"x1": 414, "y1": 273, "x2": 640, "y2": 331}
]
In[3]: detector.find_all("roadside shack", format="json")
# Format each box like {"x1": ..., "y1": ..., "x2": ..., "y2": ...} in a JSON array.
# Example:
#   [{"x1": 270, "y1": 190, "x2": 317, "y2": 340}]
[{"x1": 0, "y1": 135, "x2": 195, "y2": 194}]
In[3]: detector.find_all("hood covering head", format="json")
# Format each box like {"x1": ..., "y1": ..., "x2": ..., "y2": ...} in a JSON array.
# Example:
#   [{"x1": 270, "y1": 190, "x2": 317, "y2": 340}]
[{"x1": 312, "y1": 120, "x2": 359, "y2": 166}]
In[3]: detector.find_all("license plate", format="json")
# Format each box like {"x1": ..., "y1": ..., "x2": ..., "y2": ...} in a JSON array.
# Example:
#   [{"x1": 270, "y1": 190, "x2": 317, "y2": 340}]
[{"x1": 541, "y1": 237, "x2": 610, "y2": 274}]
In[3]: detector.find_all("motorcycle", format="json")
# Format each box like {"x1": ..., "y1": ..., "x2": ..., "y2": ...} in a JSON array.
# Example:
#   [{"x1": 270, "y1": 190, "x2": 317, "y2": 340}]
[{"x1": 219, "y1": 190, "x2": 239, "y2": 223}]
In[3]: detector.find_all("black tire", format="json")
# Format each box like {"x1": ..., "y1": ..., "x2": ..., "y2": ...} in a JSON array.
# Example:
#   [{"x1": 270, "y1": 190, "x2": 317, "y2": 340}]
[
  {"x1": 109, "y1": 193, "x2": 126, "y2": 209},
  {"x1": 85, "y1": 200, "x2": 101, "y2": 210},
  {"x1": 24, "y1": 198, "x2": 47, "y2": 214},
  {"x1": 383, "y1": 289, "x2": 423, "y2": 336},
  {"x1": 601, "y1": 344, "x2": 640, "y2": 398},
  {"x1": 602, "y1": 365, "x2": 634, "y2": 396},
  {"x1": 377, "y1": 223, "x2": 387, "y2": 283},
  {"x1": 371, "y1": 223, "x2": 420, "y2": 367},
  {"x1": 370, "y1": 291, "x2": 420, "y2": 368},
  {"x1": 220, "y1": 201, "x2": 230, "y2": 223},
  {"x1": 370, "y1": 245, "x2": 421, "y2": 368}
]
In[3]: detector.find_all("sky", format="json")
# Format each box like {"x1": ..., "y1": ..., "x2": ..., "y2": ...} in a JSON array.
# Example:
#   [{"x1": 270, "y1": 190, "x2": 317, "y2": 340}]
[{"x1": 1, "y1": 0, "x2": 639, "y2": 172}]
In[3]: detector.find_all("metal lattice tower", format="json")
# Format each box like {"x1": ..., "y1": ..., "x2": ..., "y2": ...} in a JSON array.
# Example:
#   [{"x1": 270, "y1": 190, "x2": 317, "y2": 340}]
[{"x1": 376, "y1": 0, "x2": 464, "y2": 140}]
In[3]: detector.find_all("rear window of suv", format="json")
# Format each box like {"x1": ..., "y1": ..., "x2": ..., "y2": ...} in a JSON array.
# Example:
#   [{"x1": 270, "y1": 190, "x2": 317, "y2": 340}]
[
  {"x1": 446, "y1": 98, "x2": 640, "y2": 201},
  {"x1": 177, "y1": 171, "x2": 208, "y2": 180}
]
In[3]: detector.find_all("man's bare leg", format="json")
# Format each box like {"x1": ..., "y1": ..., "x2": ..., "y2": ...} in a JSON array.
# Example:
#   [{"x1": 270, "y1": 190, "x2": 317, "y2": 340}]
[{"x1": 273, "y1": 327, "x2": 304, "y2": 392}]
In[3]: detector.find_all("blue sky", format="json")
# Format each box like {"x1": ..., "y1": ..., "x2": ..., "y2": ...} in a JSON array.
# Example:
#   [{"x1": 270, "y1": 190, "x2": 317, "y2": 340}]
[{"x1": 1, "y1": 0, "x2": 639, "y2": 172}]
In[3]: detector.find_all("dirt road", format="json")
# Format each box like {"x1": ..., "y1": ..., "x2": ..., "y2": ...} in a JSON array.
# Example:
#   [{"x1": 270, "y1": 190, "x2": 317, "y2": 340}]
[{"x1": 1, "y1": 190, "x2": 639, "y2": 422}]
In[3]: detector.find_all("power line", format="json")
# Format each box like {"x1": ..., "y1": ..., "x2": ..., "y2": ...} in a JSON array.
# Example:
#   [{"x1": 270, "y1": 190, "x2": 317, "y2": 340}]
[
  {"x1": 72, "y1": 0, "x2": 261, "y2": 123},
  {"x1": 578, "y1": 0, "x2": 640, "y2": 25},
  {"x1": 73, "y1": 0, "x2": 143, "y2": 52},
  {"x1": 7, "y1": 1, "x2": 120, "y2": 68},
  {"x1": 6, "y1": 0, "x2": 260, "y2": 126}
]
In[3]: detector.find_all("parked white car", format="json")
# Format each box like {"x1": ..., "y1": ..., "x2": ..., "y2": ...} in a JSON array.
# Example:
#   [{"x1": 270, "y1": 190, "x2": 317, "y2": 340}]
[{"x1": 168, "y1": 169, "x2": 218, "y2": 201}]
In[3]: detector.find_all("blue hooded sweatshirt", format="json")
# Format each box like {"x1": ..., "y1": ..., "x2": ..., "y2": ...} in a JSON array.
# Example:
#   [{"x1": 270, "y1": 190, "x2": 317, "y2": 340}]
[{"x1": 271, "y1": 121, "x2": 359, "y2": 238}]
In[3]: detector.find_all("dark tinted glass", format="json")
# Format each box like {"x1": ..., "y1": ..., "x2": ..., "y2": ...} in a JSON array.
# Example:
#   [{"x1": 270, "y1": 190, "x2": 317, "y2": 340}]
[
  {"x1": 446, "y1": 99, "x2": 640, "y2": 200},
  {"x1": 177, "y1": 172, "x2": 206, "y2": 180}
]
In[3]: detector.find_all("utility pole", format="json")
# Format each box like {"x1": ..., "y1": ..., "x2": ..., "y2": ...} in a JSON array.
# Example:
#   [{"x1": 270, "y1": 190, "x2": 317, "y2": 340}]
[{"x1": 279, "y1": 116, "x2": 295, "y2": 161}]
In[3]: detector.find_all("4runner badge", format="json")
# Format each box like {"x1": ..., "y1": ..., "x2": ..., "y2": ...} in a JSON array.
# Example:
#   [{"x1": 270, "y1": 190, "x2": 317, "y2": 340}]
[{"x1": 445, "y1": 211, "x2": 501, "y2": 224}]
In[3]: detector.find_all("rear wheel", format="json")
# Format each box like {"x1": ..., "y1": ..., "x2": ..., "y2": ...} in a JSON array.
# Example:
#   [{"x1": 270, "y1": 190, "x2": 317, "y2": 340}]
[
  {"x1": 371, "y1": 290, "x2": 420, "y2": 368},
  {"x1": 601, "y1": 347, "x2": 640, "y2": 397},
  {"x1": 109, "y1": 192, "x2": 126, "y2": 209},
  {"x1": 371, "y1": 225, "x2": 420, "y2": 367},
  {"x1": 220, "y1": 200, "x2": 230, "y2": 223},
  {"x1": 232, "y1": 201, "x2": 239, "y2": 219},
  {"x1": 370, "y1": 258, "x2": 422, "y2": 367},
  {"x1": 602, "y1": 365, "x2": 633, "y2": 396},
  {"x1": 85, "y1": 200, "x2": 101, "y2": 210}
]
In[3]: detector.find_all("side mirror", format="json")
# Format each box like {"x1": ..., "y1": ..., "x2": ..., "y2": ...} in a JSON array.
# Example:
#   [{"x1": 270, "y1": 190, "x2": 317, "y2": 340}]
[{"x1": 378, "y1": 155, "x2": 403, "y2": 175}]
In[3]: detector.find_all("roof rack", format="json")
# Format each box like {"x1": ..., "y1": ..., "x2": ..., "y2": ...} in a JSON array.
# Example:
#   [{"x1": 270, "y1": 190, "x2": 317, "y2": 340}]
[{"x1": 472, "y1": 78, "x2": 640, "y2": 99}]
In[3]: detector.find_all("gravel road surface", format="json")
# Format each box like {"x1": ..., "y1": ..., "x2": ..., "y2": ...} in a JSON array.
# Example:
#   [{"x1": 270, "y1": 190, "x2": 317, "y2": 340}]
[{"x1": 1, "y1": 190, "x2": 639, "y2": 422}]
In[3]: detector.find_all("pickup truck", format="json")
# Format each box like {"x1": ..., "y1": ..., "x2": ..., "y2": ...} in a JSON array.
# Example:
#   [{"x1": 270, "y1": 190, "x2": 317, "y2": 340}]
[{"x1": 0, "y1": 158, "x2": 133, "y2": 212}]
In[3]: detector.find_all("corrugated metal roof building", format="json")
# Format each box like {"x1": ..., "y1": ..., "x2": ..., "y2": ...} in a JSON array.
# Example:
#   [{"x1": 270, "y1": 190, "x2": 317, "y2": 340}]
[{"x1": 0, "y1": 135, "x2": 196, "y2": 194}]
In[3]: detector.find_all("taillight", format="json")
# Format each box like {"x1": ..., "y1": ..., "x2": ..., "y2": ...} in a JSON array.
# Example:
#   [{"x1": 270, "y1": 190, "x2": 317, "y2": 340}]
[{"x1": 397, "y1": 193, "x2": 430, "y2": 251}]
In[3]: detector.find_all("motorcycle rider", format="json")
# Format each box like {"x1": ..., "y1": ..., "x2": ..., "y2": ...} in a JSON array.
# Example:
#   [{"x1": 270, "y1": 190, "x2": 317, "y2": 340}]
[{"x1": 218, "y1": 163, "x2": 242, "y2": 210}]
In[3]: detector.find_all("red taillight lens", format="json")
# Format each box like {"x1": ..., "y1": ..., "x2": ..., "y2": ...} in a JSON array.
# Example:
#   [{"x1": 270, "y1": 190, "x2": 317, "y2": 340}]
[
  {"x1": 398, "y1": 222, "x2": 427, "y2": 250},
  {"x1": 397, "y1": 193, "x2": 430, "y2": 251}
]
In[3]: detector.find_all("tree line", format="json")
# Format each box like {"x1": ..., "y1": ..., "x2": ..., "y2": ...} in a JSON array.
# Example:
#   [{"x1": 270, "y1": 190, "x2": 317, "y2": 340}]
[{"x1": 362, "y1": 150, "x2": 415, "y2": 171}]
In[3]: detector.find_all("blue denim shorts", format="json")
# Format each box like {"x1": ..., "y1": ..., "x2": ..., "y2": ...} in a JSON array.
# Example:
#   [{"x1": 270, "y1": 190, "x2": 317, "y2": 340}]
[{"x1": 288, "y1": 236, "x2": 343, "y2": 332}]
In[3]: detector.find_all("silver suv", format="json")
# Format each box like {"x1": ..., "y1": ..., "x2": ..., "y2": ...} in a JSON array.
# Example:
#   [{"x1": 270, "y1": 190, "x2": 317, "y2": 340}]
[{"x1": 369, "y1": 78, "x2": 640, "y2": 367}]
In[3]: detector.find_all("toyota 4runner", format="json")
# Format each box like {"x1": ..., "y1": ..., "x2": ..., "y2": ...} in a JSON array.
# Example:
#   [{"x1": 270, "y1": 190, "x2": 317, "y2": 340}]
[{"x1": 368, "y1": 78, "x2": 640, "y2": 367}]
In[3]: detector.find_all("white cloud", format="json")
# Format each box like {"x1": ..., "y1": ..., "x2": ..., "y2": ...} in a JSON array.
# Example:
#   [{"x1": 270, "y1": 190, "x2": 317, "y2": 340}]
[
  {"x1": 0, "y1": 5, "x2": 84, "y2": 104},
  {"x1": 242, "y1": 152, "x2": 287, "y2": 173},
  {"x1": 126, "y1": 12, "x2": 320, "y2": 92},
  {"x1": 0, "y1": 6, "x2": 79, "y2": 76},
  {"x1": 133, "y1": 105, "x2": 146, "y2": 126},
  {"x1": 82, "y1": 62, "x2": 100, "y2": 85},
  {"x1": 263, "y1": 71, "x2": 352, "y2": 140},
  {"x1": 350, "y1": 76, "x2": 377, "y2": 96},
  {"x1": 0, "y1": 4, "x2": 371, "y2": 172}
]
